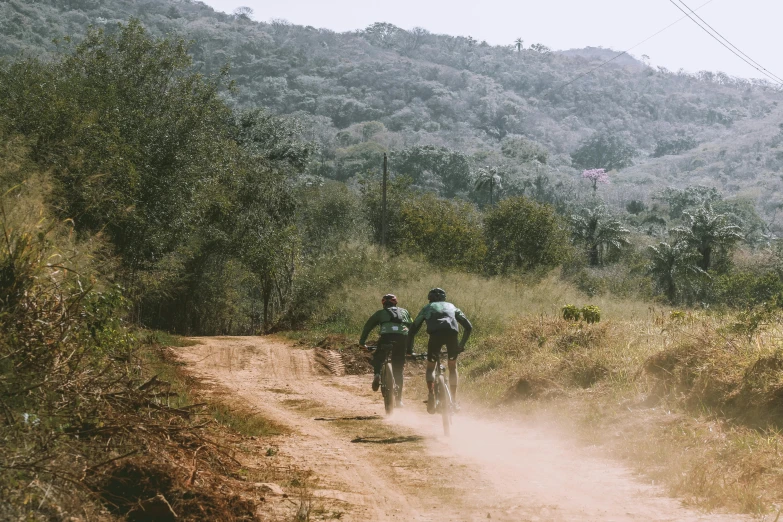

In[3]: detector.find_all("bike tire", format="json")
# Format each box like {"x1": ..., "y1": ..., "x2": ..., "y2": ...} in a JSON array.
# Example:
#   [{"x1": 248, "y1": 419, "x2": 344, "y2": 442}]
[
  {"x1": 437, "y1": 375, "x2": 451, "y2": 436},
  {"x1": 382, "y1": 362, "x2": 395, "y2": 415}
]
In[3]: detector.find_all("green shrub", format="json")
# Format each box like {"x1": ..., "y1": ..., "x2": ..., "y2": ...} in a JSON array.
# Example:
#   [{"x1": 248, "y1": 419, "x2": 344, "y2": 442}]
[
  {"x1": 484, "y1": 196, "x2": 571, "y2": 274},
  {"x1": 581, "y1": 305, "x2": 601, "y2": 324},
  {"x1": 562, "y1": 304, "x2": 581, "y2": 321}
]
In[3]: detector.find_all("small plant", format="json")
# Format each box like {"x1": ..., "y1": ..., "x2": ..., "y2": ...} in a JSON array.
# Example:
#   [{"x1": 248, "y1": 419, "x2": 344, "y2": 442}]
[
  {"x1": 562, "y1": 304, "x2": 581, "y2": 321},
  {"x1": 669, "y1": 310, "x2": 686, "y2": 322},
  {"x1": 727, "y1": 305, "x2": 774, "y2": 339},
  {"x1": 581, "y1": 305, "x2": 601, "y2": 324}
]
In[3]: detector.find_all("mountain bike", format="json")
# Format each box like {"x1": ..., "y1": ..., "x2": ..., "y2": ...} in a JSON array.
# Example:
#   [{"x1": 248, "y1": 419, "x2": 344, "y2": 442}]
[
  {"x1": 367, "y1": 345, "x2": 398, "y2": 415},
  {"x1": 432, "y1": 347, "x2": 455, "y2": 437}
]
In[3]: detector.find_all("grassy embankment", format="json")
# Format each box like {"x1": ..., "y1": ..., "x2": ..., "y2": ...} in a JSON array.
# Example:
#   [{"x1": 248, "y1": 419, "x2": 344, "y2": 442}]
[{"x1": 293, "y1": 251, "x2": 783, "y2": 515}]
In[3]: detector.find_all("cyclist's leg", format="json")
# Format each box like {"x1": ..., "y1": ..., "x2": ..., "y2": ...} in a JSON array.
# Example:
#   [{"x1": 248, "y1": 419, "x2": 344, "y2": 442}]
[
  {"x1": 371, "y1": 341, "x2": 390, "y2": 391},
  {"x1": 390, "y1": 338, "x2": 405, "y2": 390},
  {"x1": 389, "y1": 337, "x2": 406, "y2": 404},
  {"x1": 425, "y1": 333, "x2": 442, "y2": 395},
  {"x1": 445, "y1": 332, "x2": 460, "y2": 402}
]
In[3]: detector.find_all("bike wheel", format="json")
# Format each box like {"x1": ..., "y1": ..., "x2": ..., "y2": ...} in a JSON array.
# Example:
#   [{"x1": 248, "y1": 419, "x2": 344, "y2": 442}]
[
  {"x1": 437, "y1": 375, "x2": 451, "y2": 436},
  {"x1": 382, "y1": 362, "x2": 395, "y2": 415}
]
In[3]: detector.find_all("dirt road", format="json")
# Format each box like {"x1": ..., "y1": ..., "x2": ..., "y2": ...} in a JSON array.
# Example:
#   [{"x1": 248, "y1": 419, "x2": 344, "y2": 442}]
[{"x1": 175, "y1": 336, "x2": 749, "y2": 522}]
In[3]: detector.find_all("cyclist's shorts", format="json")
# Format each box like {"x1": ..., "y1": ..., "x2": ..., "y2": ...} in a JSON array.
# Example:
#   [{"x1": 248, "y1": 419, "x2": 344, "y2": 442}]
[{"x1": 427, "y1": 331, "x2": 460, "y2": 362}]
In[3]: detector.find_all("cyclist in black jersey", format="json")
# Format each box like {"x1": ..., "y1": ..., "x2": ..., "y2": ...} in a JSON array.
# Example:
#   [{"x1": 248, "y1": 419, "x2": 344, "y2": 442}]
[{"x1": 359, "y1": 294, "x2": 412, "y2": 407}]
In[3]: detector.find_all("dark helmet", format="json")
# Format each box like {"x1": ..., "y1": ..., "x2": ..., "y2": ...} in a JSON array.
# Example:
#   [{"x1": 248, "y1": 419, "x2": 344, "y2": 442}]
[
  {"x1": 427, "y1": 288, "x2": 446, "y2": 302},
  {"x1": 381, "y1": 294, "x2": 398, "y2": 307}
]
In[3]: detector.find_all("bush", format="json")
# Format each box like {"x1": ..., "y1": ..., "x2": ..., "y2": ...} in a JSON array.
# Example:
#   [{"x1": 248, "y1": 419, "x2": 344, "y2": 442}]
[
  {"x1": 711, "y1": 270, "x2": 783, "y2": 309},
  {"x1": 581, "y1": 305, "x2": 601, "y2": 324},
  {"x1": 562, "y1": 304, "x2": 581, "y2": 321},
  {"x1": 484, "y1": 196, "x2": 571, "y2": 274},
  {"x1": 364, "y1": 179, "x2": 486, "y2": 270}
]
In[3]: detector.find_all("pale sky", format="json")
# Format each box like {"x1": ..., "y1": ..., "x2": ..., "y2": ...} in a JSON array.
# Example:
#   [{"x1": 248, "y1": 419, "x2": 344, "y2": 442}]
[{"x1": 199, "y1": 0, "x2": 783, "y2": 82}]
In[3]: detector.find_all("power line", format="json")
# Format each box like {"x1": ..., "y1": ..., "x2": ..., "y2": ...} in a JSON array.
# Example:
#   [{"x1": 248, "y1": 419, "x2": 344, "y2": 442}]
[
  {"x1": 675, "y1": 0, "x2": 783, "y2": 84},
  {"x1": 553, "y1": 0, "x2": 717, "y2": 93},
  {"x1": 667, "y1": 0, "x2": 783, "y2": 85}
]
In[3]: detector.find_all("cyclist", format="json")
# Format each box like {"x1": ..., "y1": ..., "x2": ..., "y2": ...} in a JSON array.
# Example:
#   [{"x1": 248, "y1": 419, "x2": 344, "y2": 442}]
[
  {"x1": 359, "y1": 294, "x2": 413, "y2": 407},
  {"x1": 408, "y1": 288, "x2": 472, "y2": 414}
]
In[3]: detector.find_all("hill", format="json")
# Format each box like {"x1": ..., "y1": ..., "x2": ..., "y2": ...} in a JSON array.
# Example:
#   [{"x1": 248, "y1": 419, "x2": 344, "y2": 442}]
[{"x1": 3, "y1": 0, "x2": 783, "y2": 223}]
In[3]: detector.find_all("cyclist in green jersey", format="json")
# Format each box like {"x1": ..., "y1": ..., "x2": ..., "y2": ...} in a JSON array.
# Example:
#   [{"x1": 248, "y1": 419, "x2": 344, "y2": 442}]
[
  {"x1": 359, "y1": 294, "x2": 413, "y2": 407},
  {"x1": 408, "y1": 288, "x2": 472, "y2": 414}
]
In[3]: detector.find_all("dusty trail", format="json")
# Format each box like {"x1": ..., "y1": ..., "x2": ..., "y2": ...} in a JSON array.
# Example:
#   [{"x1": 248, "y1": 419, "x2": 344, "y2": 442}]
[{"x1": 175, "y1": 337, "x2": 749, "y2": 522}]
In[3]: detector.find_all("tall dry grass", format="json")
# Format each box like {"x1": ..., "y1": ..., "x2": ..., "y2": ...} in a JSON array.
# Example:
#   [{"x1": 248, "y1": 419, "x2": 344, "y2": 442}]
[
  {"x1": 309, "y1": 250, "x2": 783, "y2": 514},
  {"x1": 314, "y1": 253, "x2": 653, "y2": 341}
]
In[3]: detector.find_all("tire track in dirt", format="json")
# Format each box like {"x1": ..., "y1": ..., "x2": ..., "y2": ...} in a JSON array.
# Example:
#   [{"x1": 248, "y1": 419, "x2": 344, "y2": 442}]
[{"x1": 175, "y1": 336, "x2": 751, "y2": 522}]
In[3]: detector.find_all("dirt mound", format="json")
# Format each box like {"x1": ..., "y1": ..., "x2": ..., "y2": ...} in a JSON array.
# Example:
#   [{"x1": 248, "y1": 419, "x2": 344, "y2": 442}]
[
  {"x1": 95, "y1": 459, "x2": 257, "y2": 522},
  {"x1": 503, "y1": 376, "x2": 563, "y2": 402},
  {"x1": 315, "y1": 334, "x2": 373, "y2": 375}
]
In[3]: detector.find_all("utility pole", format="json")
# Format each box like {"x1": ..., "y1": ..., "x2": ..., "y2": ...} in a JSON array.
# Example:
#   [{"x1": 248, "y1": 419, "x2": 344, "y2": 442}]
[{"x1": 381, "y1": 153, "x2": 388, "y2": 247}]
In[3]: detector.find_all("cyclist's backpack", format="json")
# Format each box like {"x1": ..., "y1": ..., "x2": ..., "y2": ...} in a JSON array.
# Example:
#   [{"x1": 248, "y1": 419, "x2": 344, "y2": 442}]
[{"x1": 386, "y1": 307, "x2": 404, "y2": 324}]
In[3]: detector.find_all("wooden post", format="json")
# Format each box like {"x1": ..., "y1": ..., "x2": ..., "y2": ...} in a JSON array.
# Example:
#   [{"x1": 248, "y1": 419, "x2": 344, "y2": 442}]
[{"x1": 381, "y1": 153, "x2": 388, "y2": 247}]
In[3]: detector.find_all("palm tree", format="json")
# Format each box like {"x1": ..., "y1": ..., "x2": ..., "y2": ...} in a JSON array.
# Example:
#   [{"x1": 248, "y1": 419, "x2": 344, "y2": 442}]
[
  {"x1": 514, "y1": 38, "x2": 524, "y2": 52},
  {"x1": 475, "y1": 166, "x2": 502, "y2": 205},
  {"x1": 675, "y1": 203, "x2": 742, "y2": 271},
  {"x1": 570, "y1": 206, "x2": 630, "y2": 266},
  {"x1": 648, "y1": 240, "x2": 706, "y2": 303}
]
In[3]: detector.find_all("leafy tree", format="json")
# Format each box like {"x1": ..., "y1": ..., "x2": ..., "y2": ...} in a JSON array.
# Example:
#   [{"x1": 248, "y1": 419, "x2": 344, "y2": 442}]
[
  {"x1": 500, "y1": 136, "x2": 548, "y2": 164},
  {"x1": 474, "y1": 166, "x2": 502, "y2": 205},
  {"x1": 626, "y1": 200, "x2": 647, "y2": 215},
  {"x1": 514, "y1": 38, "x2": 524, "y2": 52},
  {"x1": 363, "y1": 178, "x2": 485, "y2": 269},
  {"x1": 530, "y1": 43, "x2": 551, "y2": 54},
  {"x1": 656, "y1": 186, "x2": 722, "y2": 219},
  {"x1": 398, "y1": 194, "x2": 486, "y2": 270},
  {"x1": 392, "y1": 146, "x2": 472, "y2": 197},
  {"x1": 236, "y1": 109, "x2": 316, "y2": 171},
  {"x1": 363, "y1": 22, "x2": 400, "y2": 48},
  {"x1": 0, "y1": 21, "x2": 303, "y2": 334},
  {"x1": 571, "y1": 133, "x2": 637, "y2": 171},
  {"x1": 674, "y1": 203, "x2": 743, "y2": 271},
  {"x1": 570, "y1": 206, "x2": 630, "y2": 266},
  {"x1": 648, "y1": 240, "x2": 706, "y2": 303},
  {"x1": 484, "y1": 197, "x2": 570, "y2": 273},
  {"x1": 652, "y1": 135, "x2": 697, "y2": 157}
]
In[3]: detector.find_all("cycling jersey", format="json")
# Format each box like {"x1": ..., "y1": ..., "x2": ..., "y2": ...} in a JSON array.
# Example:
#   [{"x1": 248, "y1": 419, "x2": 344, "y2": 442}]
[
  {"x1": 410, "y1": 301, "x2": 472, "y2": 337},
  {"x1": 359, "y1": 306, "x2": 412, "y2": 346}
]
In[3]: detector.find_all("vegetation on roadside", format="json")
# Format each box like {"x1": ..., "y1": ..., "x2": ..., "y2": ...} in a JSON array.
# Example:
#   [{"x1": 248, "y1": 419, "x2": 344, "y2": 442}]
[{"x1": 5, "y1": 6, "x2": 783, "y2": 519}]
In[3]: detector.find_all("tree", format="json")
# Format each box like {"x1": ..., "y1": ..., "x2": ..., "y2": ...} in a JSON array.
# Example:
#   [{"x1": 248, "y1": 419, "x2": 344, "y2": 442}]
[
  {"x1": 648, "y1": 240, "x2": 706, "y2": 303},
  {"x1": 363, "y1": 22, "x2": 400, "y2": 48},
  {"x1": 570, "y1": 206, "x2": 630, "y2": 266},
  {"x1": 514, "y1": 38, "x2": 524, "y2": 52},
  {"x1": 474, "y1": 166, "x2": 502, "y2": 205},
  {"x1": 656, "y1": 185, "x2": 722, "y2": 219},
  {"x1": 675, "y1": 203, "x2": 743, "y2": 271},
  {"x1": 484, "y1": 197, "x2": 571, "y2": 273},
  {"x1": 581, "y1": 168, "x2": 609, "y2": 196},
  {"x1": 571, "y1": 133, "x2": 637, "y2": 171},
  {"x1": 233, "y1": 6, "x2": 253, "y2": 20},
  {"x1": 392, "y1": 146, "x2": 472, "y2": 197},
  {"x1": 530, "y1": 43, "x2": 551, "y2": 54}
]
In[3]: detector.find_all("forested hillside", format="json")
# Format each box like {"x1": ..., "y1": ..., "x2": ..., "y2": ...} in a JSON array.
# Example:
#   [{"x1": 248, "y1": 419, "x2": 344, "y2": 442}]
[{"x1": 4, "y1": 0, "x2": 783, "y2": 221}]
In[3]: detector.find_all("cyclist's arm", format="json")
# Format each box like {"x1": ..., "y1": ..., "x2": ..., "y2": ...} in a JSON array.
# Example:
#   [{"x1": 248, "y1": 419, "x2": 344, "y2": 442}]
[
  {"x1": 455, "y1": 309, "x2": 472, "y2": 348},
  {"x1": 407, "y1": 308, "x2": 427, "y2": 350},
  {"x1": 359, "y1": 311, "x2": 382, "y2": 346}
]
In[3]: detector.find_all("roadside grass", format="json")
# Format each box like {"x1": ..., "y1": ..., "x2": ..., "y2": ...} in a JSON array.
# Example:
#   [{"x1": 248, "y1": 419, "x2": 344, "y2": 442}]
[{"x1": 461, "y1": 313, "x2": 783, "y2": 514}]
